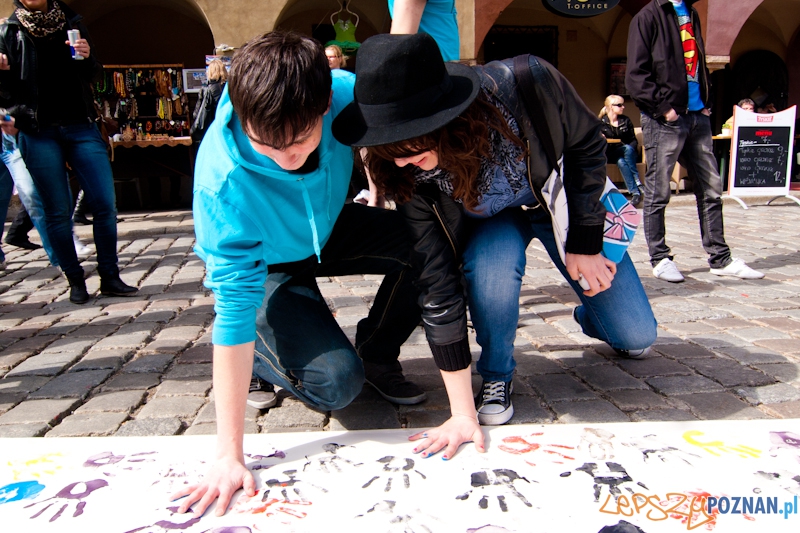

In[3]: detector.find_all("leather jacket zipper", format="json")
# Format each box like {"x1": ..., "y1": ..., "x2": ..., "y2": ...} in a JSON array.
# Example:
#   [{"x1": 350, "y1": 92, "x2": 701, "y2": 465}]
[{"x1": 432, "y1": 202, "x2": 458, "y2": 257}]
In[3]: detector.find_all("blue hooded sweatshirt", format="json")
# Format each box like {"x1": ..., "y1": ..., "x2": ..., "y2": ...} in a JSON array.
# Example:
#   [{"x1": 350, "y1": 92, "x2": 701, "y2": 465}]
[{"x1": 193, "y1": 71, "x2": 355, "y2": 346}]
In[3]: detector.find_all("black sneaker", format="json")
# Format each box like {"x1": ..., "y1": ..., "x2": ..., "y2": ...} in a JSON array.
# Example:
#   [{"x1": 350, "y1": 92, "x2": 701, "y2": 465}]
[
  {"x1": 475, "y1": 380, "x2": 514, "y2": 425},
  {"x1": 363, "y1": 361, "x2": 426, "y2": 405},
  {"x1": 613, "y1": 347, "x2": 651, "y2": 360},
  {"x1": 247, "y1": 376, "x2": 277, "y2": 409}
]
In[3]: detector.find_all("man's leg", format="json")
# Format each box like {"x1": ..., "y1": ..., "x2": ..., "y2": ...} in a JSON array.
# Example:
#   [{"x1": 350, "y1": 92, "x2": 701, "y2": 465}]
[
  {"x1": 640, "y1": 114, "x2": 686, "y2": 267},
  {"x1": 315, "y1": 203, "x2": 425, "y2": 404},
  {"x1": 463, "y1": 208, "x2": 535, "y2": 424},
  {"x1": 529, "y1": 208, "x2": 657, "y2": 355},
  {"x1": 253, "y1": 261, "x2": 364, "y2": 411},
  {"x1": 679, "y1": 113, "x2": 732, "y2": 269}
]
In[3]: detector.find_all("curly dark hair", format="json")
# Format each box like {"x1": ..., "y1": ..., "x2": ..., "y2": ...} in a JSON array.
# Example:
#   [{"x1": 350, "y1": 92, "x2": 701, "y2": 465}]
[{"x1": 364, "y1": 93, "x2": 526, "y2": 211}]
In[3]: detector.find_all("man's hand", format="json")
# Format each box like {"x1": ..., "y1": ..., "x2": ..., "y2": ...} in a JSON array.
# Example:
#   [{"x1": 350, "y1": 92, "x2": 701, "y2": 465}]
[
  {"x1": 565, "y1": 253, "x2": 616, "y2": 296},
  {"x1": 64, "y1": 37, "x2": 90, "y2": 59},
  {"x1": 664, "y1": 108, "x2": 679, "y2": 122},
  {"x1": 701, "y1": 108, "x2": 711, "y2": 117},
  {"x1": 171, "y1": 455, "x2": 256, "y2": 518},
  {"x1": 0, "y1": 53, "x2": 9, "y2": 70}
]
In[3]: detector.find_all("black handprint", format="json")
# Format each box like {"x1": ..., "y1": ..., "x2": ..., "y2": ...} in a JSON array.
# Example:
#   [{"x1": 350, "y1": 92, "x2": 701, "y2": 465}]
[
  {"x1": 25, "y1": 479, "x2": 108, "y2": 522},
  {"x1": 303, "y1": 443, "x2": 362, "y2": 474},
  {"x1": 362, "y1": 456, "x2": 426, "y2": 492},
  {"x1": 356, "y1": 500, "x2": 439, "y2": 533},
  {"x1": 456, "y1": 469, "x2": 533, "y2": 511},
  {"x1": 576, "y1": 462, "x2": 647, "y2": 502}
]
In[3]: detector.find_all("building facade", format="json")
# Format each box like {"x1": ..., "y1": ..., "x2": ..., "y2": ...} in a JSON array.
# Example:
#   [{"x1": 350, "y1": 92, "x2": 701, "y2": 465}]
[{"x1": 2, "y1": 0, "x2": 799, "y2": 126}]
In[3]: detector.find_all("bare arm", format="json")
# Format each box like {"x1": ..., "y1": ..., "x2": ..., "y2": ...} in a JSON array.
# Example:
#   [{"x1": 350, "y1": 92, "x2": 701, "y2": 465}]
[
  {"x1": 409, "y1": 367, "x2": 485, "y2": 459},
  {"x1": 390, "y1": 0, "x2": 427, "y2": 34},
  {"x1": 172, "y1": 342, "x2": 256, "y2": 517}
]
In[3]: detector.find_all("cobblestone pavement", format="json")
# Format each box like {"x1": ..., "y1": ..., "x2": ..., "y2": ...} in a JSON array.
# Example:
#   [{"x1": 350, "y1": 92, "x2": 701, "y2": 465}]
[{"x1": 2, "y1": 196, "x2": 800, "y2": 439}]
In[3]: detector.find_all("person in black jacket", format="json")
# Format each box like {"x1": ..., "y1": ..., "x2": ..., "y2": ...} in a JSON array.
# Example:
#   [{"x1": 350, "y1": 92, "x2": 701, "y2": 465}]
[
  {"x1": 626, "y1": 0, "x2": 763, "y2": 283},
  {"x1": 190, "y1": 59, "x2": 227, "y2": 143},
  {"x1": 0, "y1": 0, "x2": 136, "y2": 303},
  {"x1": 599, "y1": 95, "x2": 643, "y2": 206},
  {"x1": 334, "y1": 34, "x2": 656, "y2": 453}
]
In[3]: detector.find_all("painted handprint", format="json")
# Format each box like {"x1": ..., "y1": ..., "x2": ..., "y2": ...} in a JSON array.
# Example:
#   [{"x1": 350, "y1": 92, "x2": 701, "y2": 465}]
[
  {"x1": 0, "y1": 481, "x2": 45, "y2": 505},
  {"x1": 231, "y1": 471, "x2": 322, "y2": 523},
  {"x1": 303, "y1": 442, "x2": 362, "y2": 474},
  {"x1": 356, "y1": 500, "x2": 440, "y2": 533},
  {"x1": 84, "y1": 451, "x2": 158, "y2": 477},
  {"x1": 575, "y1": 462, "x2": 646, "y2": 503},
  {"x1": 123, "y1": 506, "x2": 202, "y2": 532},
  {"x1": 498, "y1": 432, "x2": 576, "y2": 466},
  {"x1": 24, "y1": 479, "x2": 108, "y2": 522},
  {"x1": 579, "y1": 427, "x2": 616, "y2": 460},
  {"x1": 362, "y1": 456, "x2": 426, "y2": 492},
  {"x1": 456, "y1": 469, "x2": 534, "y2": 511},
  {"x1": 622, "y1": 434, "x2": 700, "y2": 466}
]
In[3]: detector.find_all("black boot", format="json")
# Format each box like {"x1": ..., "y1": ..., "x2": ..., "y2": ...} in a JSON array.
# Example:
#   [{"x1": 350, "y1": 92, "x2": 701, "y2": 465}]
[
  {"x1": 4, "y1": 209, "x2": 41, "y2": 249},
  {"x1": 67, "y1": 274, "x2": 90, "y2": 304},
  {"x1": 72, "y1": 189, "x2": 93, "y2": 225},
  {"x1": 363, "y1": 360, "x2": 426, "y2": 405},
  {"x1": 100, "y1": 276, "x2": 138, "y2": 297}
]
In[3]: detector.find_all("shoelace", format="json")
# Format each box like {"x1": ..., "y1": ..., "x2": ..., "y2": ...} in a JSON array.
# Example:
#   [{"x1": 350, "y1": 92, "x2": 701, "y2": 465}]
[{"x1": 481, "y1": 381, "x2": 507, "y2": 403}]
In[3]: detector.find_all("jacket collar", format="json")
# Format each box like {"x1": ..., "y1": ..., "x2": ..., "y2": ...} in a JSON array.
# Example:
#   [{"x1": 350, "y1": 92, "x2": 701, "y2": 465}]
[{"x1": 656, "y1": 0, "x2": 697, "y2": 8}]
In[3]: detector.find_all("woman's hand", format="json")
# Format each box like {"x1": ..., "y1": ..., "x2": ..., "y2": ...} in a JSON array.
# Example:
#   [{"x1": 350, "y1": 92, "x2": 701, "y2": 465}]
[
  {"x1": 409, "y1": 414, "x2": 485, "y2": 460},
  {"x1": 170, "y1": 455, "x2": 256, "y2": 518},
  {"x1": 0, "y1": 114, "x2": 18, "y2": 136},
  {"x1": 566, "y1": 252, "x2": 616, "y2": 296},
  {"x1": 65, "y1": 37, "x2": 90, "y2": 59}
]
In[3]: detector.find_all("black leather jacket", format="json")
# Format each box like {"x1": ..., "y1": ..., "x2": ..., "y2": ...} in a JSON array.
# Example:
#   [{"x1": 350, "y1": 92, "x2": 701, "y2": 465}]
[
  {"x1": 400, "y1": 55, "x2": 607, "y2": 372},
  {"x1": 626, "y1": 0, "x2": 711, "y2": 118},
  {"x1": 0, "y1": 1, "x2": 101, "y2": 133}
]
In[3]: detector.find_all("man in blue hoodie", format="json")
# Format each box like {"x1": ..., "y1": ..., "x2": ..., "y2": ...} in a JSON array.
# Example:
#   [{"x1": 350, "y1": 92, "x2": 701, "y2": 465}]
[{"x1": 181, "y1": 31, "x2": 424, "y2": 516}]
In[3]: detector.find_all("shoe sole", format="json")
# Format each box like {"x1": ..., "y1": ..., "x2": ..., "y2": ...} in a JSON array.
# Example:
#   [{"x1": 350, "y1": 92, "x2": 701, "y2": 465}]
[
  {"x1": 247, "y1": 396, "x2": 278, "y2": 409},
  {"x1": 709, "y1": 270, "x2": 764, "y2": 279},
  {"x1": 365, "y1": 378, "x2": 427, "y2": 405},
  {"x1": 654, "y1": 273, "x2": 684, "y2": 283},
  {"x1": 477, "y1": 403, "x2": 514, "y2": 426},
  {"x1": 100, "y1": 290, "x2": 139, "y2": 297}
]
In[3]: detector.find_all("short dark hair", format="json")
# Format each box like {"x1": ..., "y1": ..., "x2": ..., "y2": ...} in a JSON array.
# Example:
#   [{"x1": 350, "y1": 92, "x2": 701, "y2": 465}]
[{"x1": 229, "y1": 31, "x2": 331, "y2": 149}]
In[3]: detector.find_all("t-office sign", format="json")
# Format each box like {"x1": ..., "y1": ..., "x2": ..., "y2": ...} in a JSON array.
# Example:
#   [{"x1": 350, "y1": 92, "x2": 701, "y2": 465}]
[{"x1": 544, "y1": 0, "x2": 620, "y2": 17}]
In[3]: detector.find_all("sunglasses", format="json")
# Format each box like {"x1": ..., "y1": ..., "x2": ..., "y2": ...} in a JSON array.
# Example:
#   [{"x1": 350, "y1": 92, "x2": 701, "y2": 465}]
[{"x1": 611, "y1": 103, "x2": 625, "y2": 107}]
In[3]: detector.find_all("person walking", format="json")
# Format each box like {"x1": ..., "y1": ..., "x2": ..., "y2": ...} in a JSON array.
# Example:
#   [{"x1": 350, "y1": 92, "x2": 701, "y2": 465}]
[
  {"x1": 626, "y1": 0, "x2": 763, "y2": 283},
  {"x1": 0, "y1": 0, "x2": 136, "y2": 303}
]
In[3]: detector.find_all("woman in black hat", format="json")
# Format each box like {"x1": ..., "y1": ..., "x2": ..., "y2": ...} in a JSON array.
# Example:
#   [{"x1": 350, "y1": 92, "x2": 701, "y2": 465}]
[{"x1": 334, "y1": 33, "x2": 655, "y2": 457}]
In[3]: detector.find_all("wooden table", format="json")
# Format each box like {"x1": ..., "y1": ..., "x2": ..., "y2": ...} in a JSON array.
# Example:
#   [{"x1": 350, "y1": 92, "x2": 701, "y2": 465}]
[
  {"x1": 108, "y1": 136, "x2": 194, "y2": 209},
  {"x1": 109, "y1": 136, "x2": 193, "y2": 162}
]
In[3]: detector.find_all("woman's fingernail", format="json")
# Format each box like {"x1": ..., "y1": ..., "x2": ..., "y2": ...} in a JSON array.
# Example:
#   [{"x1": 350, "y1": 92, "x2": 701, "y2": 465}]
[
  {"x1": 413, "y1": 448, "x2": 418, "y2": 453},
  {"x1": 442, "y1": 455, "x2": 449, "y2": 461},
  {"x1": 422, "y1": 433, "x2": 428, "y2": 437}
]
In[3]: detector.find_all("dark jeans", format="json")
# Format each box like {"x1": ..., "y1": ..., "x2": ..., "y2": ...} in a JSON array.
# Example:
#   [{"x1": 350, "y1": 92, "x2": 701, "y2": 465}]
[
  {"x1": 19, "y1": 123, "x2": 119, "y2": 279},
  {"x1": 253, "y1": 203, "x2": 421, "y2": 411},
  {"x1": 640, "y1": 112, "x2": 731, "y2": 268},
  {"x1": 606, "y1": 142, "x2": 642, "y2": 195}
]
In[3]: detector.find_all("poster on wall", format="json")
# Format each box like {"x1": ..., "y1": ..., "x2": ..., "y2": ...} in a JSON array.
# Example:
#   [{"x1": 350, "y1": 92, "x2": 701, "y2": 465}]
[
  {"x1": 727, "y1": 105, "x2": 800, "y2": 207},
  {"x1": 544, "y1": 0, "x2": 620, "y2": 18},
  {"x1": 608, "y1": 59, "x2": 627, "y2": 98},
  {"x1": 182, "y1": 68, "x2": 207, "y2": 93}
]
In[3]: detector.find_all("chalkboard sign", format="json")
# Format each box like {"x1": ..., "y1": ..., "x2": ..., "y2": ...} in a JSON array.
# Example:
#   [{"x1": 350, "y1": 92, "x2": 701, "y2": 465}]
[
  {"x1": 733, "y1": 127, "x2": 790, "y2": 188},
  {"x1": 728, "y1": 105, "x2": 796, "y2": 199}
]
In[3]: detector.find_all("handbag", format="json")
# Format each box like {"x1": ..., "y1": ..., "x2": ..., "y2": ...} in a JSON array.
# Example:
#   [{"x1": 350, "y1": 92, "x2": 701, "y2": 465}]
[
  {"x1": 511, "y1": 55, "x2": 641, "y2": 270},
  {"x1": 190, "y1": 87, "x2": 211, "y2": 143}
]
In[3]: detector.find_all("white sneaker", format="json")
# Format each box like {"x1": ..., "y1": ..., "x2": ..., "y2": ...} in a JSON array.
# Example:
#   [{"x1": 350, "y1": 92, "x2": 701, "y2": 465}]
[
  {"x1": 652, "y1": 258, "x2": 684, "y2": 282},
  {"x1": 710, "y1": 258, "x2": 764, "y2": 279},
  {"x1": 73, "y1": 235, "x2": 92, "y2": 259}
]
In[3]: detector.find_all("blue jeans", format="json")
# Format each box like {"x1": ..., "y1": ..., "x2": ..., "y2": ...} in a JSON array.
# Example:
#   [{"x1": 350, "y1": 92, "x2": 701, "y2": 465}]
[
  {"x1": 19, "y1": 123, "x2": 118, "y2": 279},
  {"x1": 640, "y1": 112, "x2": 731, "y2": 268},
  {"x1": 606, "y1": 143, "x2": 642, "y2": 196},
  {"x1": 1, "y1": 134, "x2": 57, "y2": 265},
  {"x1": 252, "y1": 203, "x2": 421, "y2": 410},
  {"x1": 0, "y1": 163, "x2": 12, "y2": 263},
  {"x1": 463, "y1": 207, "x2": 657, "y2": 382}
]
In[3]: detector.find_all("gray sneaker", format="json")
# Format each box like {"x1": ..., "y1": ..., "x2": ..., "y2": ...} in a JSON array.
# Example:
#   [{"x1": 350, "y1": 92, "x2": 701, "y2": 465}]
[{"x1": 247, "y1": 376, "x2": 277, "y2": 409}]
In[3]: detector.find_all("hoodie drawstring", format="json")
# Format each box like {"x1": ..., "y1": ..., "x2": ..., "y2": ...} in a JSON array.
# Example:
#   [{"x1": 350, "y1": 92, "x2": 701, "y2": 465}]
[{"x1": 297, "y1": 178, "x2": 322, "y2": 262}]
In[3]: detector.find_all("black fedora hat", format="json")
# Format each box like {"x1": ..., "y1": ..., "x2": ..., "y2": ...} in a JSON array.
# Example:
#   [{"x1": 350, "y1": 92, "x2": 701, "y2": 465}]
[{"x1": 332, "y1": 33, "x2": 480, "y2": 147}]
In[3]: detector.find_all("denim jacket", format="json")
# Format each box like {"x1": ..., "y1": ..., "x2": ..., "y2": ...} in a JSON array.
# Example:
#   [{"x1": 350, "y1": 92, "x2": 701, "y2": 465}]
[{"x1": 400, "y1": 55, "x2": 608, "y2": 372}]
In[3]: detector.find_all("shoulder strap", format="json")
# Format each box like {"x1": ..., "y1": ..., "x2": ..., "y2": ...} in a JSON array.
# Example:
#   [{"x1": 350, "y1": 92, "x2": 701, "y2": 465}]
[{"x1": 512, "y1": 54, "x2": 559, "y2": 177}]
